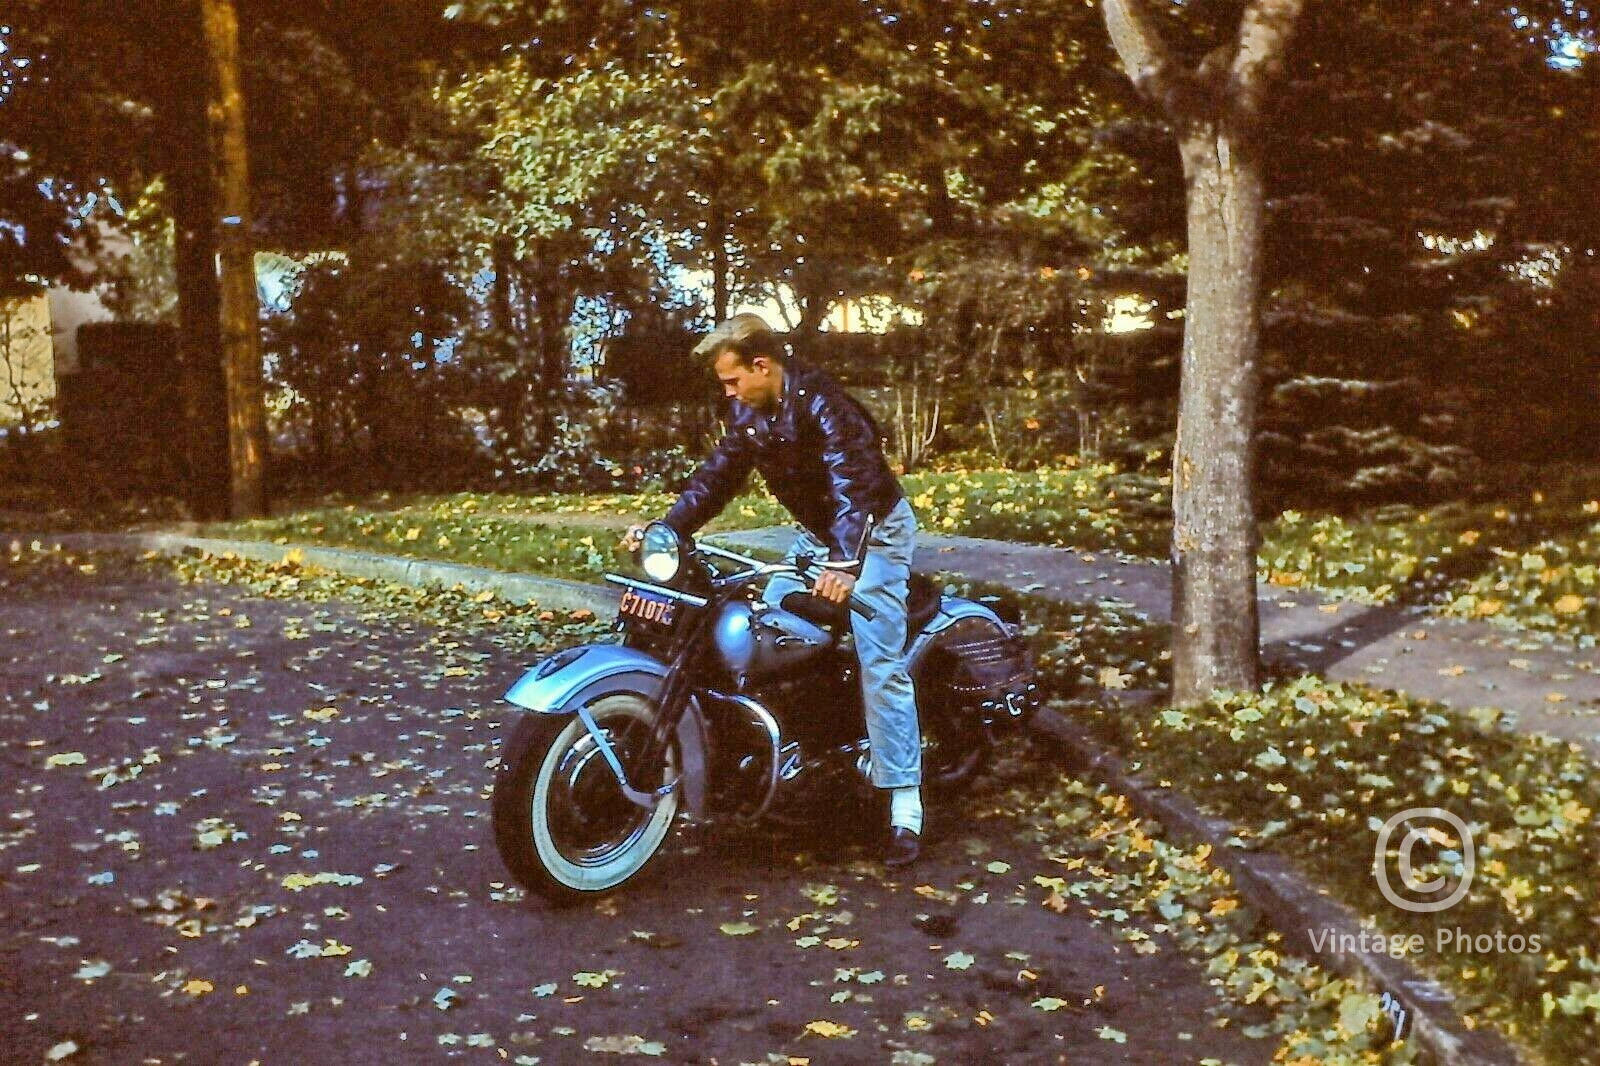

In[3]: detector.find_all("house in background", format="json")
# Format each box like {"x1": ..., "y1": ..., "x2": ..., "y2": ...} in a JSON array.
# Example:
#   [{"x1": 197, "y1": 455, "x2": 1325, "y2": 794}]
[
  {"x1": 0, "y1": 289, "x2": 64, "y2": 430},
  {"x1": 0, "y1": 241, "x2": 314, "y2": 436}
]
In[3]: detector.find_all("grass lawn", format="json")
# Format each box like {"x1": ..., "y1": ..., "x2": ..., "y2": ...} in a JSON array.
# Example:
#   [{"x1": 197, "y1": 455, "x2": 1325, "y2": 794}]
[{"x1": 201, "y1": 462, "x2": 1597, "y2": 644}]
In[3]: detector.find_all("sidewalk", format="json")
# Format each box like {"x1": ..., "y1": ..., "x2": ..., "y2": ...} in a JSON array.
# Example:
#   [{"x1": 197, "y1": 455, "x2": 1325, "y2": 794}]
[{"x1": 714, "y1": 528, "x2": 1600, "y2": 760}]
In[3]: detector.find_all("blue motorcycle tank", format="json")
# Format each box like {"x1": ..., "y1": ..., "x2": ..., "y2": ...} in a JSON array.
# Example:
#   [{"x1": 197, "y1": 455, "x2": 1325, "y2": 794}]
[{"x1": 712, "y1": 601, "x2": 833, "y2": 681}]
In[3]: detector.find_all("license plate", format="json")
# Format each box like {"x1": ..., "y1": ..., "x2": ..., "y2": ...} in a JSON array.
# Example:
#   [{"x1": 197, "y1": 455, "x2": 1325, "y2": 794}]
[{"x1": 619, "y1": 587, "x2": 677, "y2": 626}]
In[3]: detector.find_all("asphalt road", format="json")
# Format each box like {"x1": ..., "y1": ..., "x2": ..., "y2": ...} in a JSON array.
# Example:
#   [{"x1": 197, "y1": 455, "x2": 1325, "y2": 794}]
[{"x1": 0, "y1": 552, "x2": 1276, "y2": 1065}]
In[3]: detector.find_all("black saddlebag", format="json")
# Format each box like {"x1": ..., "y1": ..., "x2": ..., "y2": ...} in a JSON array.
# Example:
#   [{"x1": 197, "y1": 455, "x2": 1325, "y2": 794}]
[{"x1": 922, "y1": 620, "x2": 1040, "y2": 725}]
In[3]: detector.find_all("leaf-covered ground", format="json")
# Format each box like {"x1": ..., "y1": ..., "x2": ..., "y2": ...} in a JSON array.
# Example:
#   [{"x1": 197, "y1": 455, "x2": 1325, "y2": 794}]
[
  {"x1": 1112, "y1": 677, "x2": 1600, "y2": 1064},
  {"x1": 0, "y1": 549, "x2": 1414, "y2": 1064}
]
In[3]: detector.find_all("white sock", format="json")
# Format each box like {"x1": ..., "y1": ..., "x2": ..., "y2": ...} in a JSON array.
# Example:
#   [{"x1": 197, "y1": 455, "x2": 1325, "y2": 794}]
[{"x1": 890, "y1": 786, "x2": 923, "y2": 835}]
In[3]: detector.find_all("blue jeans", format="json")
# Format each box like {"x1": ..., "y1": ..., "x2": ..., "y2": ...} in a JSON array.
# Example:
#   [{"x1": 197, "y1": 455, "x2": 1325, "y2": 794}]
[{"x1": 762, "y1": 498, "x2": 920, "y2": 789}]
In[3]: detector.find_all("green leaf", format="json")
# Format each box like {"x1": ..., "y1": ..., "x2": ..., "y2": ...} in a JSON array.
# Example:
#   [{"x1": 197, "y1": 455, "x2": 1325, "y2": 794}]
[{"x1": 1338, "y1": 991, "x2": 1383, "y2": 1036}]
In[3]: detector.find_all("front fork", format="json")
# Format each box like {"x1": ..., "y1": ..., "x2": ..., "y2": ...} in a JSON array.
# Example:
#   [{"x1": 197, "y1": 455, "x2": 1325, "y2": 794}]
[{"x1": 575, "y1": 702, "x2": 679, "y2": 810}]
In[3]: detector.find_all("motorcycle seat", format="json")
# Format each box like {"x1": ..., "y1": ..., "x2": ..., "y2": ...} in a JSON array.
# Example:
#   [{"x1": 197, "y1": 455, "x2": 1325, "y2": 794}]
[{"x1": 778, "y1": 571, "x2": 941, "y2": 650}]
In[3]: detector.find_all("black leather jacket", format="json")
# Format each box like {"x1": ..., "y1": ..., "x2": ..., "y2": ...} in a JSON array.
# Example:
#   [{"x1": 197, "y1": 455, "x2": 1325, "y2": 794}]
[{"x1": 664, "y1": 357, "x2": 905, "y2": 561}]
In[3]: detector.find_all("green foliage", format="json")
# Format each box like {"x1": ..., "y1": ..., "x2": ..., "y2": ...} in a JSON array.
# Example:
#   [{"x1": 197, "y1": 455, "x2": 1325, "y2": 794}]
[
  {"x1": 210, "y1": 503, "x2": 623, "y2": 584},
  {"x1": 1259, "y1": 482, "x2": 1600, "y2": 643},
  {"x1": 1119, "y1": 677, "x2": 1600, "y2": 1062},
  {"x1": 264, "y1": 252, "x2": 481, "y2": 489}
]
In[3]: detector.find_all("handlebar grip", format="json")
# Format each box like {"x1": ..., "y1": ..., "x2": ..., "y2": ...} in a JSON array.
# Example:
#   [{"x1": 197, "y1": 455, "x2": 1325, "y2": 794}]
[{"x1": 849, "y1": 596, "x2": 877, "y2": 622}]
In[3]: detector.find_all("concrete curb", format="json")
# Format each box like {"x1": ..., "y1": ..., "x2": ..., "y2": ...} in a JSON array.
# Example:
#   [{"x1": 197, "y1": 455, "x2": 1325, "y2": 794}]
[
  {"x1": 9, "y1": 531, "x2": 619, "y2": 614},
  {"x1": 1027, "y1": 704, "x2": 1523, "y2": 1066}
]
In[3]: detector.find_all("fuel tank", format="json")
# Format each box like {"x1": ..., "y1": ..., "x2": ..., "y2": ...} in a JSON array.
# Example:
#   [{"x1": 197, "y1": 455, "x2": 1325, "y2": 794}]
[{"x1": 712, "y1": 601, "x2": 834, "y2": 682}]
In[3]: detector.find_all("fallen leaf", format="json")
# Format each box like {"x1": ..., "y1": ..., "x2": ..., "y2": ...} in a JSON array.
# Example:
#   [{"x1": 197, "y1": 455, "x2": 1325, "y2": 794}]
[
  {"x1": 944, "y1": 951, "x2": 975, "y2": 971},
  {"x1": 583, "y1": 1034, "x2": 667, "y2": 1056},
  {"x1": 719, "y1": 921, "x2": 760, "y2": 936},
  {"x1": 804, "y1": 1020, "x2": 857, "y2": 1038}
]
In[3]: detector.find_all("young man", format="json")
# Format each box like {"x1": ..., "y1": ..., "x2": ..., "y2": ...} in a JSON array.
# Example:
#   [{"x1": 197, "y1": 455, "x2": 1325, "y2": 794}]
[{"x1": 622, "y1": 312, "x2": 924, "y2": 866}]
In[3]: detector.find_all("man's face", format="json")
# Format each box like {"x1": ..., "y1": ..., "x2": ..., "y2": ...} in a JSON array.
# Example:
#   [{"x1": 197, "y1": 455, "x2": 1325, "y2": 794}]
[{"x1": 712, "y1": 349, "x2": 782, "y2": 411}]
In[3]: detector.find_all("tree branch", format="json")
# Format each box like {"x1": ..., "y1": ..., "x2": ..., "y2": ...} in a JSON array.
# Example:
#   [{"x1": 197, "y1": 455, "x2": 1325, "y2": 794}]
[
  {"x1": 1101, "y1": 0, "x2": 1185, "y2": 116},
  {"x1": 1229, "y1": 0, "x2": 1306, "y2": 120}
]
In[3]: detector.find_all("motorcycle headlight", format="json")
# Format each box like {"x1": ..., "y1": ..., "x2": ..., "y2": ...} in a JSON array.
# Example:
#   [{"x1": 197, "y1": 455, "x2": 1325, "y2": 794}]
[{"x1": 640, "y1": 522, "x2": 682, "y2": 583}]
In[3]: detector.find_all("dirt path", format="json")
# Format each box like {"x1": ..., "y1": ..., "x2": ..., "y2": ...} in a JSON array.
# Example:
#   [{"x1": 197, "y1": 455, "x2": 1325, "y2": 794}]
[
  {"x1": 0, "y1": 555, "x2": 1272, "y2": 1066},
  {"x1": 713, "y1": 528, "x2": 1600, "y2": 758}
]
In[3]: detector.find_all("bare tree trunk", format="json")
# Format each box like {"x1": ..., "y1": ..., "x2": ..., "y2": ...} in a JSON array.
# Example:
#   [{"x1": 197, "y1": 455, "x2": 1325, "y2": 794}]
[
  {"x1": 168, "y1": 67, "x2": 231, "y2": 521},
  {"x1": 200, "y1": 0, "x2": 267, "y2": 518},
  {"x1": 709, "y1": 202, "x2": 730, "y2": 323},
  {"x1": 1102, "y1": 0, "x2": 1303, "y2": 705},
  {"x1": 1170, "y1": 125, "x2": 1265, "y2": 698}
]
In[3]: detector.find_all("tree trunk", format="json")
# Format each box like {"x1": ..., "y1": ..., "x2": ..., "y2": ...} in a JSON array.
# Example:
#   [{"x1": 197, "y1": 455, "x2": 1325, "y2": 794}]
[
  {"x1": 200, "y1": 0, "x2": 267, "y2": 519},
  {"x1": 168, "y1": 73, "x2": 231, "y2": 521},
  {"x1": 709, "y1": 202, "x2": 730, "y2": 323},
  {"x1": 1169, "y1": 124, "x2": 1265, "y2": 702},
  {"x1": 1101, "y1": 0, "x2": 1303, "y2": 704}
]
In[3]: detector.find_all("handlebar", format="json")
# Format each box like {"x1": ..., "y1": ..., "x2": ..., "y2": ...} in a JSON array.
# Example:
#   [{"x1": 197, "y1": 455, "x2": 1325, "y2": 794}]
[{"x1": 695, "y1": 543, "x2": 876, "y2": 622}]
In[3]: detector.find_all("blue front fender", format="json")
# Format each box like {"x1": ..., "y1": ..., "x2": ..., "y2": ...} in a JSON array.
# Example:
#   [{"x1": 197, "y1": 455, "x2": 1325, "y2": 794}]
[
  {"x1": 503, "y1": 643, "x2": 708, "y2": 817},
  {"x1": 505, "y1": 644, "x2": 670, "y2": 713}
]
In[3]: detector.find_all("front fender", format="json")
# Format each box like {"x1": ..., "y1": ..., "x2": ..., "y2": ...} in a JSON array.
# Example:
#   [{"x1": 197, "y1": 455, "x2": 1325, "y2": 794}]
[
  {"x1": 505, "y1": 644, "x2": 669, "y2": 713},
  {"x1": 503, "y1": 643, "x2": 708, "y2": 817}
]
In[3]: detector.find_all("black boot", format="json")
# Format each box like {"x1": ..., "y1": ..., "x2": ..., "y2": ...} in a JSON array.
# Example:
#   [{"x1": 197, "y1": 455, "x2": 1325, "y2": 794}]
[{"x1": 884, "y1": 826, "x2": 921, "y2": 868}]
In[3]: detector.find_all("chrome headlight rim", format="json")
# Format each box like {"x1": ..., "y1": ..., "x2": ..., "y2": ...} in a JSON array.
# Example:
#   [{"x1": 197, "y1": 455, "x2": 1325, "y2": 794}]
[{"x1": 640, "y1": 522, "x2": 682, "y2": 583}]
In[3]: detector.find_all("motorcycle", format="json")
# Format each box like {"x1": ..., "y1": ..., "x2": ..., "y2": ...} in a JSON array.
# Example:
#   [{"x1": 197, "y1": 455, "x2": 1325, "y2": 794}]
[{"x1": 491, "y1": 520, "x2": 1040, "y2": 903}]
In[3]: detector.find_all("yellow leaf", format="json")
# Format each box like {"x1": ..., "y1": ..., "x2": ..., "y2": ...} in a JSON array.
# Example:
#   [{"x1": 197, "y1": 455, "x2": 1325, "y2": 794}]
[
  {"x1": 404, "y1": 527, "x2": 421, "y2": 541},
  {"x1": 282, "y1": 548, "x2": 305, "y2": 566},
  {"x1": 1553, "y1": 594, "x2": 1585, "y2": 615},
  {"x1": 1097, "y1": 666, "x2": 1130, "y2": 690},
  {"x1": 1474, "y1": 598, "x2": 1504, "y2": 617},
  {"x1": 804, "y1": 1020, "x2": 857, "y2": 1038},
  {"x1": 1208, "y1": 898, "x2": 1239, "y2": 917},
  {"x1": 183, "y1": 979, "x2": 214, "y2": 996}
]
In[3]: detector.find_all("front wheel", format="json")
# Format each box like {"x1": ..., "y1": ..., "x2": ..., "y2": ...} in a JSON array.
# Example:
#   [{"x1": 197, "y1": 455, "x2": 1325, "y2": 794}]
[{"x1": 492, "y1": 693, "x2": 678, "y2": 904}]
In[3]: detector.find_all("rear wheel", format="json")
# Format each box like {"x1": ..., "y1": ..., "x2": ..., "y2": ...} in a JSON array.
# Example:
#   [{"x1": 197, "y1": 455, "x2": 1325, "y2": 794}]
[
  {"x1": 920, "y1": 698, "x2": 991, "y2": 796},
  {"x1": 492, "y1": 694, "x2": 677, "y2": 904}
]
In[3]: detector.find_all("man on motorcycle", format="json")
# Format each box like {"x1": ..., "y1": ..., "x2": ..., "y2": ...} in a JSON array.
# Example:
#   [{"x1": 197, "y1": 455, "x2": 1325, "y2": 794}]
[{"x1": 623, "y1": 312, "x2": 925, "y2": 867}]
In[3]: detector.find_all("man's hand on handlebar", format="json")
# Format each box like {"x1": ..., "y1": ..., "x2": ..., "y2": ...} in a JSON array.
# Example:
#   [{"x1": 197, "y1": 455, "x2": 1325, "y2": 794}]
[
  {"x1": 620, "y1": 523, "x2": 646, "y2": 553},
  {"x1": 813, "y1": 569, "x2": 858, "y2": 604}
]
